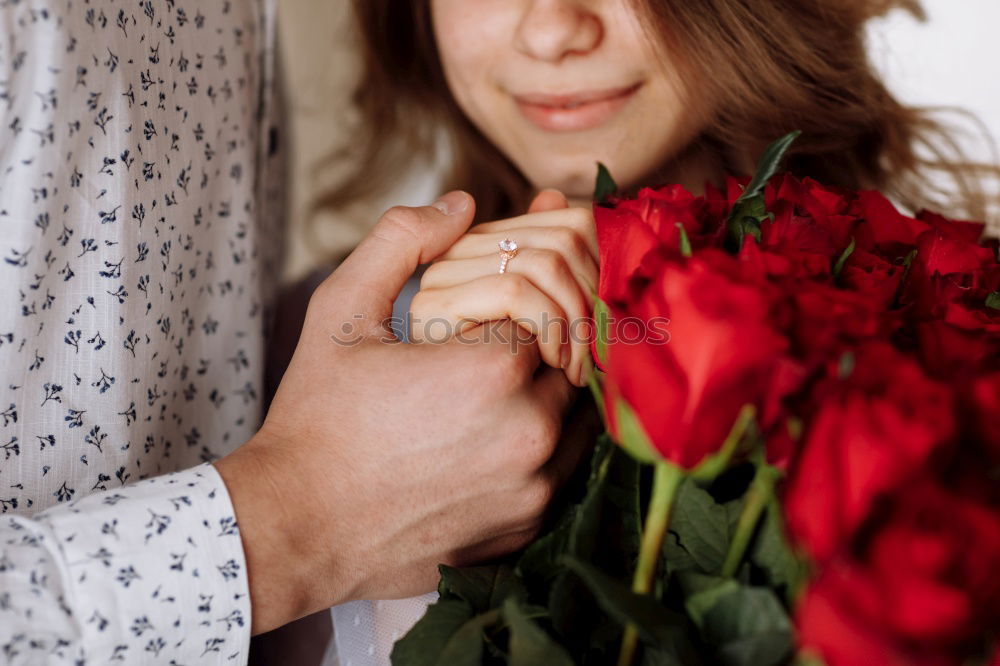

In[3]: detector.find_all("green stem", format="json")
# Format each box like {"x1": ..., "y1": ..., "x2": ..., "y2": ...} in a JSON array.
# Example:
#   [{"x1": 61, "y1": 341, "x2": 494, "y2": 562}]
[
  {"x1": 720, "y1": 462, "x2": 780, "y2": 578},
  {"x1": 617, "y1": 461, "x2": 684, "y2": 666}
]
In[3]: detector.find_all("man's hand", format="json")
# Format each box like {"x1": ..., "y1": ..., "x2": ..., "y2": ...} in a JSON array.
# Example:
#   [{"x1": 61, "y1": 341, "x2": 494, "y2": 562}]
[{"x1": 216, "y1": 191, "x2": 583, "y2": 634}]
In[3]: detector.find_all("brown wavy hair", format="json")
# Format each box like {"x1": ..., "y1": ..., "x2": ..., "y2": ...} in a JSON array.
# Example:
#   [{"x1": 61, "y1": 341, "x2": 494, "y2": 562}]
[{"x1": 316, "y1": 0, "x2": 997, "y2": 227}]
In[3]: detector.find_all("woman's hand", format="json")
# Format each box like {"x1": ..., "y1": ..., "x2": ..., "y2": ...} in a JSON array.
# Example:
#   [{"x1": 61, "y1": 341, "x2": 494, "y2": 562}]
[{"x1": 410, "y1": 190, "x2": 597, "y2": 387}]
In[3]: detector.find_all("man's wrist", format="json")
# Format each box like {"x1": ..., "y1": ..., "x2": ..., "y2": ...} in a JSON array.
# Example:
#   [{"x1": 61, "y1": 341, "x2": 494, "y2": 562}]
[{"x1": 215, "y1": 430, "x2": 342, "y2": 634}]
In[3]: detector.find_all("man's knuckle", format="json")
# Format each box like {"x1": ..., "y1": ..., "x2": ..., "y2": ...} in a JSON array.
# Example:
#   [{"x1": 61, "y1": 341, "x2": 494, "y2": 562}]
[
  {"x1": 515, "y1": 415, "x2": 559, "y2": 469},
  {"x1": 521, "y1": 477, "x2": 556, "y2": 517},
  {"x1": 376, "y1": 206, "x2": 424, "y2": 244},
  {"x1": 509, "y1": 529, "x2": 539, "y2": 552}
]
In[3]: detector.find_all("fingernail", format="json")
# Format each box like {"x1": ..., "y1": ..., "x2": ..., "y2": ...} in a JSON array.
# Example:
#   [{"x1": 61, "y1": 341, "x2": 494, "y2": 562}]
[
  {"x1": 560, "y1": 345, "x2": 571, "y2": 370},
  {"x1": 431, "y1": 191, "x2": 469, "y2": 216}
]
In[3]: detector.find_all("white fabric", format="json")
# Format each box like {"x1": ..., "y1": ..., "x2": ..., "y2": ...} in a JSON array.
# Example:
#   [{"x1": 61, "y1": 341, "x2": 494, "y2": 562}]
[
  {"x1": 331, "y1": 594, "x2": 439, "y2": 666},
  {"x1": 0, "y1": 0, "x2": 283, "y2": 662}
]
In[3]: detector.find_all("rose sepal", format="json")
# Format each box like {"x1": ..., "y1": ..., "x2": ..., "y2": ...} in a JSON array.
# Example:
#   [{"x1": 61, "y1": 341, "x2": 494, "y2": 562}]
[
  {"x1": 613, "y1": 398, "x2": 661, "y2": 466},
  {"x1": 688, "y1": 404, "x2": 757, "y2": 481}
]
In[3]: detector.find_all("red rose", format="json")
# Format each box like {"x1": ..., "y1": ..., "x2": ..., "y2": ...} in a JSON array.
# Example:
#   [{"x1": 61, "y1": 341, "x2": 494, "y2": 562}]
[
  {"x1": 623, "y1": 185, "x2": 704, "y2": 237},
  {"x1": 849, "y1": 190, "x2": 930, "y2": 254},
  {"x1": 916, "y1": 320, "x2": 1000, "y2": 379},
  {"x1": 713, "y1": 175, "x2": 751, "y2": 210},
  {"x1": 796, "y1": 568, "x2": 956, "y2": 666},
  {"x1": 970, "y1": 371, "x2": 1000, "y2": 459},
  {"x1": 796, "y1": 483, "x2": 1000, "y2": 665},
  {"x1": 595, "y1": 185, "x2": 714, "y2": 308},
  {"x1": 912, "y1": 227, "x2": 994, "y2": 278},
  {"x1": 778, "y1": 282, "x2": 892, "y2": 372},
  {"x1": 917, "y1": 210, "x2": 987, "y2": 242},
  {"x1": 766, "y1": 173, "x2": 852, "y2": 220},
  {"x1": 784, "y1": 342, "x2": 955, "y2": 563},
  {"x1": 942, "y1": 299, "x2": 1000, "y2": 334},
  {"x1": 756, "y1": 206, "x2": 841, "y2": 280},
  {"x1": 900, "y1": 221, "x2": 998, "y2": 322},
  {"x1": 595, "y1": 202, "x2": 665, "y2": 307},
  {"x1": 838, "y1": 248, "x2": 905, "y2": 309},
  {"x1": 734, "y1": 237, "x2": 799, "y2": 282},
  {"x1": 603, "y1": 254, "x2": 790, "y2": 469},
  {"x1": 902, "y1": 227, "x2": 996, "y2": 311}
]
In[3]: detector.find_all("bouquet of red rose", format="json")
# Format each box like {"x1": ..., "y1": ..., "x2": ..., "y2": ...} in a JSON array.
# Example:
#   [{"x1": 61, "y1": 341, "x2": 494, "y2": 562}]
[{"x1": 395, "y1": 134, "x2": 1000, "y2": 666}]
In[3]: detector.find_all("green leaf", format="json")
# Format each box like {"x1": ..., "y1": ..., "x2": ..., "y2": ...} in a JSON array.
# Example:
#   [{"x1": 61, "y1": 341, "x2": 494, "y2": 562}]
[
  {"x1": 503, "y1": 598, "x2": 575, "y2": 666},
  {"x1": 438, "y1": 564, "x2": 523, "y2": 614},
  {"x1": 661, "y1": 530, "x2": 699, "y2": 575},
  {"x1": 663, "y1": 481, "x2": 732, "y2": 575},
  {"x1": 516, "y1": 433, "x2": 612, "y2": 581},
  {"x1": 832, "y1": 237, "x2": 856, "y2": 277},
  {"x1": 545, "y1": 438, "x2": 643, "y2": 650},
  {"x1": 986, "y1": 291, "x2": 1000, "y2": 310},
  {"x1": 569, "y1": 449, "x2": 612, "y2": 556},
  {"x1": 739, "y1": 131, "x2": 802, "y2": 203},
  {"x1": 604, "y1": 442, "x2": 644, "y2": 561},
  {"x1": 641, "y1": 646, "x2": 689, "y2": 666},
  {"x1": 678, "y1": 573, "x2": 739, "y2": 628},
  {"x1": 725, "y1": 132, "x2": 801, "y2": 251},
  {"x1": 594, "y1": 162, "x2": 618, "y2": 205},
  {"x1": 543, "y1": 438, "x2": 614, "y2": 637},
  {"x1": 749, "y1": 500, "x2": 804, "y2": 598},
  {"x1": 555, "y1": 433, "x2": 618, "y2": 562},
  {"x1": 678, "y1": 573, "x2": 792, "y2": 666},
  {"x1": 723, "y1": 496, "x2": 748, "y2": 539},
  {"x1": 435, "y1": 610, "x2": 502, "y2": 666},
  {"x1": 702, "y1": 587, "x2": 792, "y2": 666},
  {"x1": 676, "y1": 223, "x2": 693, "y2": 258},
  {"x1": 594, "y1": 298, "x2": 612, "y2": 366},
  {"x1": 715, "y1": 631, "x2": 794, "y2": 666},
  {"x1": 563, "y1": 557, "x2": 689, "y2": 651},
  {"x1": 390, "y1": 599, "x2": 476, "y2": 666},
  {"x1": 517, "y1": 513, "x2": 575, "y2": 584},
  {"x1": 614, "y1": 399, "x2": 661, "y2": 465},
  {"x1": 589, "y1": 431, "x2": 616, "y2": 482}
]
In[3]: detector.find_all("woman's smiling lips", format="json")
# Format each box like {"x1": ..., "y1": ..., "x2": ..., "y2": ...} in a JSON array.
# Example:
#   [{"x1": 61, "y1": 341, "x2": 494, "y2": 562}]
[{"x1": 513, "y1": 83, "x2": 642, "y2": 132}]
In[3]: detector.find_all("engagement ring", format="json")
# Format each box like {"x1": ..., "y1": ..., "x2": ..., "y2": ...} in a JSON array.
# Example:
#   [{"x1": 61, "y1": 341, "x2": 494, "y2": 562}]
[{"x1": 498, "y1": 238, "x2": 518, "y2": 274}]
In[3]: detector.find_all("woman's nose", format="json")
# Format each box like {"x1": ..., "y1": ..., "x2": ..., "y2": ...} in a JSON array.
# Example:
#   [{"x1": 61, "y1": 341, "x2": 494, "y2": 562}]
[{"x1": 513, "y1": 0, "x2": 604, "y2": 63}]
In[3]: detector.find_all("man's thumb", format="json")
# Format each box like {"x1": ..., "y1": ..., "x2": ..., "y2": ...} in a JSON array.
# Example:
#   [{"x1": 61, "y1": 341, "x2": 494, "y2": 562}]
[{"x1": 319, "y1": 191, "x2": 475, "y2": 331}]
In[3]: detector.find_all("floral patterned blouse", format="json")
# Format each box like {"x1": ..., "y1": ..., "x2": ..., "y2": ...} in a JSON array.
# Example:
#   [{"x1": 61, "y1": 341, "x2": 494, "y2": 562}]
[{"x1": 0, "y1": 0, "x2": 284, "y2": 662}]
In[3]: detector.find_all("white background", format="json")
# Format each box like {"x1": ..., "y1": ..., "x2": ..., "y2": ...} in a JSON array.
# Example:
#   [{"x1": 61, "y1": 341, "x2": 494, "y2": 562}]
[{"x1": 868, "y1": 0, "x2": 1000, "y2": 166}]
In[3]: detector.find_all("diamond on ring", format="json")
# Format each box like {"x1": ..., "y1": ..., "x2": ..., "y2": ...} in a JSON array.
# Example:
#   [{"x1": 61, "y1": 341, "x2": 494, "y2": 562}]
[{"x1": 498, "y1": 238, "x2": 518, "y2": 274}]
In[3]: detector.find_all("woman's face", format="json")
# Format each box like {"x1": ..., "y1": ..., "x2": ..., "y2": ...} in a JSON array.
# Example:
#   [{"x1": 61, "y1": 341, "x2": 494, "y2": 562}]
[{"x1": 431, "y1": 0, "x2": 715, "y2": 199}]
